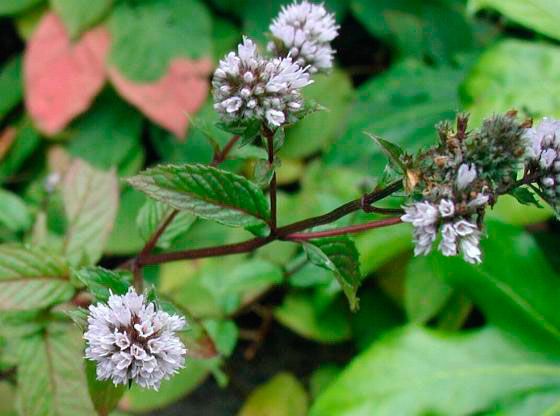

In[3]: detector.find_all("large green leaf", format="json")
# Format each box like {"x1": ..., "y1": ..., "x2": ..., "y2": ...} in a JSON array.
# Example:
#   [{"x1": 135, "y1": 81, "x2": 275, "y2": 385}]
[
  {"x1": 0, "y1": 55, "x2": 22, "y2": 120},
  {"x1": 438, "y1": 220, "x2": 560, "y2": 354},
  {"x1": 0, "y1": 245, "x2": 74, "y2": 311},
  {"x1": 136, "y1": 199, "x2": 196, "y2": 250},
  {"x1": 468, "y1": 0, "x2": 560, "y2": 42},
  {"x1": 311, "y1": 326, "x2": 560, "y2": 416},
  {"x1": 108, "y1": 0, "x2": 212, "y2": 81},
  {"x1": 62, "y1": 159, "x2": 119, "y2": 266},
  {"x1": 303, "y1": 236, "x2": 362, "y2": 311},
  {"x1": 325, "y1": 60, "x2": 465, "y2": 175},
  {"x1": 0, "y1": 0, "x2": 43, "y2": 15},
  {"x1": 16, "y1": 324, "x2": 96, "y2": 416},
  {"x1": 50, "y1": 0, "x2": 113, "y2": 38},
  {"x1": 0, "y1": 189, "x2": 31, "y2": 233},
  {"x1": 73, "y1": 267, "x2": 130, "y2": 303},
  {"x1": 239, "y1": 373, "x2": 308, "y2": 416},
  {"x1": 127, "y1": 164, "x2": 270, "y2": 230},
  {"x1": 462, "y1": 40, "x2": 560, "y2": 124}
]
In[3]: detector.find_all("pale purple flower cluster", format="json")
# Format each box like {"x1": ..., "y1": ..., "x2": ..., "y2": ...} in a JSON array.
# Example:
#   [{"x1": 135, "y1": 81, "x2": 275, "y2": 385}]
[
  {"x1": 212, "y1": 37, "x2": 312, "y2": 128},
  {"x1": 268, "y1": 1, "x2": 339, "y2": 73},
  {"x1": 84, "y1": 289, "x2": 187, "y2": 390}
]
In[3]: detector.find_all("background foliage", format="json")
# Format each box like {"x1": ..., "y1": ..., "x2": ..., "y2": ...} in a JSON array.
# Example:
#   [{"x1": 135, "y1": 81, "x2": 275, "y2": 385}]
[{"x1": 1, "y1": 0, "x2": 560, "y2": 415}]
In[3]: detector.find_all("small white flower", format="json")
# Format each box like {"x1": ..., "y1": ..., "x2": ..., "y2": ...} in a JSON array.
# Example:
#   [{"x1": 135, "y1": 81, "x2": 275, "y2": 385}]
[
  {"x1": 212, "y1": 37, "x2": 312, "y2": 128},
  {"x1": 401, "y1": 202, "x2": 439, "y2": 228},
  {"x1": 540, "y1": 149, "x2": 557, "y2": 169},
  {"x1": 413, "y1": 225, "x2": 437, "y2": 256},
  {"x1": 439, "y1": 223, "x2": 457, "y2": 256},
  {"x1": 525, "y1": 117, "x2": 560, "y2": 160},
  {"x1": 467, "y1": 193, "x2": 490, "y2": 209},
  {"x1": 456, "y1": 163, "x2": 477, "y2": 190},
  {"x1": 438, "y1": 199, "x2": 455, "y2": 217},
  {"x1": 453, "y1": 219, "x2": 478, "y2": 237},
  {"x1": 460, "y1": 232, "x2": 482, "y2": 264},
  {"x1": 268, "y1": 1, "x2": 339, "y2": 73},
  {"x1": 84, "y1": 289, "x2": 187, "y2": 390}
]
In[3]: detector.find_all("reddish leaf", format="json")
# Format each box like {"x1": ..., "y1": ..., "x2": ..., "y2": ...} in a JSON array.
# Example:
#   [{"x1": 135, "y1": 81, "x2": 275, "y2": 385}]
[
  {"x1": 24, "y1": 13, "x2": 109, "y2": 135},
  {"x1": 109, "y1": 58, "x2": 212, "y2": 139}
]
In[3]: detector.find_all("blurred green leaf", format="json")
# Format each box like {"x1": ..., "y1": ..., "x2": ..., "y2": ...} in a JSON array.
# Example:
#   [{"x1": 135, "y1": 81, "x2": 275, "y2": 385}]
[
  {"x1": 468, "y1": 0, "x2": 560, "y2": 41},
  {"x1": 326, "y1": 60, "x2": 465, "y2": 175},
  {"x1": 85, "y1": 360, "x2": 125, "y2": 416},
  {"x1": 404, "y1": 255, "x2": 454, "y2": 324},
  {"x1": 239, "y1": 372, "x2": 308, "y2": 416},
  {"x1": 311, "y1": 326, "x2": 560, "y2": 416},
  {"x1": 483, "y1": 390, "x2": 560, "y2": 416},
  {"x1": 109, "y1": 0, "x2": 212, "y2": 81},
  {"x1": 106, "y1": 187, "x2": 145, "y2": 255},
  {"x1": 0, "y1": 55, "x2": 22, "y2": 120},
  {"x1": 309, "y1": 364, "x2": 342, "y2": 400},
  {"x1": 127, "y1": 164, "x2": 271, "y2": 231},
  {"x1": 16, "y1": 324, "x2": 96, "y2": 416},
  {"x1": 489, "y1": 194, "x2": 552, "y2": 225},
  {"x1": 67, "y1": 89, "x2": 143, "y2": 175},
  {"x1": 73, "y1": 267, "x2": 130, "y2": 302},
  {"x1": 0, "y1": 245, "x2": 74, "y2": 311},
  {"x1": 440, "y1": 220, "x2": 560, "y2": 354},
  {"x1": 0, "y1": 189, "x2": 31, "y2": 233},
  {"x1": 351, "y1": 0, "x2": 474, "y2": 62},
  {"x1": 274, "y1": 291, "x2": 352, "y2": 343},
  {"x1": 202, "y1": 319, "x2": 238, "y2": 356},
  {"x1": 281, "y1": 70, "x2": 354, "y2": 159},
  {"x1": 136, "y1": 200, "x2": 196, "y2": 250},
  {"x1": 463, "y1": 40, "x2": 560, "y2": 125},
  {"x1": 0, "y1": 120, "x2": 40, "y2": 183},
  {"x1": 212, "y1": 17, "x2": 241, "y2": 62},
  {"x1": 62, "y1": 159, "x2": 119, "y2": 266},
  {"x1": 0, "y1": 0, "x2": 43, "y2": 15},
  {"x1": 50, "y1": 0, "x2": 113, "y2": 38}
]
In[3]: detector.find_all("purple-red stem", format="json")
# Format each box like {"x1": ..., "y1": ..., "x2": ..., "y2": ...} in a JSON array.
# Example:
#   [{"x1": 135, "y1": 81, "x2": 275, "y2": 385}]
[{"x1": 285, "y1": 217, "x2": 403, "y2": 241}]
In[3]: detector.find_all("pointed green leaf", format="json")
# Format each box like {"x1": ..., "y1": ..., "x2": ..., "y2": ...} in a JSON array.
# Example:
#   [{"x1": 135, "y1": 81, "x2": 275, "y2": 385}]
[
  {"x1": 311, "y1": 326, "x2": 560, "y2": 416},
  {"x1": 0, "y1": 245, "x2": 74, "y2": 311},
  {"x1": 127, "y1": 164, "x2": 270, "y2": 230},
  {"x1": 62, "y1": 159, "x2": 119, "y2": 267},
  {"x1": 136, "y1": 200, "x2": 196, "y2": 249},
  {"x1": 73, "y1": 267, "x2": 130, "y2": 303},
  {"x1": 303, "y1": 236, "x2": 362, "y2": 311},
  {"x1": 366, "y1": 133, "x2": 406, "y2": 173},
  {"x1": 51, "y1": 0, "x2": 113, "y2": 38},
  {"x1": 16, "y1": 325, "x2": 96, "y2": 416},
  {"x1": 0, "y1": 55, "x2": 23, "y2": 119},
  {"x1": 510, "y1": 187, "x2": 543, "y2": 208}
]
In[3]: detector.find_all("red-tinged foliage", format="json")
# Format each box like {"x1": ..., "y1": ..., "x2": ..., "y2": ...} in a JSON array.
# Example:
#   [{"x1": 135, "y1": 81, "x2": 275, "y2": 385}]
[
  {"x1": 24, "y1": 13, "x2": 109, "y2": 136},
  {"x1": 109, "y1": 58, "x2": 212, "y2": 139}
]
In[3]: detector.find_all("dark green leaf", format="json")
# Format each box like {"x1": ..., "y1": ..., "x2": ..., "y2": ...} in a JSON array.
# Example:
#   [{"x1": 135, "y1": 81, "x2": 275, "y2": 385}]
[
  {"x1": 510, "y1": 187, "x2": 543, "y2": 208},
  {"x1": 0, "y1": 55, "x2": 22, "y2": 119},
  {"x1": 0, "y1": 120, "x2": 40, "y2": 183},
  {"x1": 0, "y1": 0, "x2": 43, "y2": 15},
  {"x1": 0, "y1": 245, "x2": 74, "y2": 311},
  {"x1": 108, "y1": 0, "x2": 212, "y2": 81},
  {"x1": 311, "y1": 326, "x2": 560, "y2": 416},
  {"x1": 85, "y1": 360, "x2": 126, "y2": 416},
  {"x1": 50, "y1": 0, "x2": 113, "y2": 38},
  {"x1": 127, "y1": 163, "x2": 271, "y2": 230},
  {"x1": 366, "y1": 133, "x2": 407, "y2": 173},
  {"x1": 73, "y1": 267, "x2": 130, "y2": 302},
  {"x1": 303, "y1": 236, "x2": 362, "y2": 311}
]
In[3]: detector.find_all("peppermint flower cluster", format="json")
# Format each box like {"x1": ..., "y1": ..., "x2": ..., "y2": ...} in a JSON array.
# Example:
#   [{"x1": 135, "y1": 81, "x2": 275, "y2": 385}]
[
  {"x1": 84, "y1": 289, "x2": 187, "y2": 390},
  {"x1": 213, "y1": 37, "x2": 312, "y2": 128},
  {"x1": 268, "y1": 1, "x2": 339, "y2": 74},
  {"x1": 525, "y1": 117, "x2": 560, "y2": 210},
  {"x1": 401, "y1": 112, "x2": 529, "y2": 264},
  {"x1": 213, "y1": 1, "x2": 338, "y2": 129}
]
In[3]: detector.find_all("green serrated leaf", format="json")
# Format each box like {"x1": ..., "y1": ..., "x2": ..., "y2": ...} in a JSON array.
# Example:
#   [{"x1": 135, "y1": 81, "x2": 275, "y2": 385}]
[
  {"x1": 0, "y1": 245, "x2": 74, "y2": 311},
  {"x1": 62, "y1": 159, "x2": 119, "y2": 267},
  {"x1": 303, "y1": 236, "x2": 362, "y2": 311},
  {"x1": 136, "y1": 200, "x2": 196, "y2": 250},
  {"x1": 16, "y1": 324, "x2": 96, "y2": 416},
  {"x1": 366, "y1": 133, "x2": 407, "y2": 173},
  {"x1": 65, "y1": 308, "x2": 88, "y2": 331},
  {"x1": 73, "y1": 267, "x2": 130, "y2": 303},
  {"x1": 510, "y1": 186, "x2": 543, "y2": 208},
  {"x1": 50, "y1": 0, "x2": 113, "y2": 38},
  {"x1": 127, "y1": 164, "x2": 271, "y2": 230}
]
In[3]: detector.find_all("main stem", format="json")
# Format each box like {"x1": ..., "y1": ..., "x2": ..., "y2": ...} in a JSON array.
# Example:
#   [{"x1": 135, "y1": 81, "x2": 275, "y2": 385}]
[{"x1": 264, "y1": 128, "x2": 277, "y2": 232}]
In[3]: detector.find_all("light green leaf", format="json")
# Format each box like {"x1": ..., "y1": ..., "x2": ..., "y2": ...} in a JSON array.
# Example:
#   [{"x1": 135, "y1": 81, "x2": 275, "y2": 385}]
[
  {"x1": 0, "y1": 55, "x2": 22, "y2": 120},
  {"x1": 303, "y1": 236, "x2": 362, "y2": 311},
  {"x1": 136, "y1": 200, "x2": 196, "y2": 250},
  {"x1": 202, "y1": 319, "x2": 238, "y2": 357},
  {"x1": 108, "y1": 0, "x2": 212, "y2": 81},
  {"x1": 0, "y1": 189, "x2": 31, "y2": 232},
  {"x1": 50, "y1": 0, "x2": 113, "y2": 38},
  {"x1": 62, "y1": 159, "x2": 119, "y2": 266},
  {"x1": 468, "y1": 0, "x2": 560, "y2": 41},
  {"x1": 239, "y1": 372, "x2": 308, "y2": 416},
  {"x1": 326, "y1": 60, "x2": 465, "y2": 175},
  {"x1": 489, "y1": 194, "x2": 552, "y2": 225},
  {"x1": 16, "y1": 324, "x2": 96, "y2": 416},
  {"x1": 127, "y1": 164, "x2": 270, "y2": 230},
  {"x1": 274, "y1": 291, "x2": 352, "y2": 344},
  {"x1": 0, "y1": 245, "x2": 74, "y2": 311},
  {"x1": 85, "y1": 360, "x2": 125, "y2": 416},
  {"x1": 73, "y1": 267, "x2": 130, "y2": 303},
  {"x1": 311, "y1": 326, "x2": 560, "y2": 416},
  {"x1": 105, "y1": 187, "x2": 145, "y2": 255},
  {"x1": 463, "y1": 40, "x2": 560, "y2": 125},
  {"x1": 404, "y1": 254, "x2": 454, "y2": 324},
  {"x1": 0, "y1": 0, "x2": 43, "y2": 15}
]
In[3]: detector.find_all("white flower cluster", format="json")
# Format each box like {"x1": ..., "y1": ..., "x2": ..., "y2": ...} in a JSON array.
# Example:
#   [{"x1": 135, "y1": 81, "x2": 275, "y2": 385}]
[
  {"x1": 402, "y1": 163, "x2": 489, "y2": 264},
  {"x1": 213, "y1": 37, "x2": 312, "y2": 128},
  {"x1": 525, "y1": 117, "x2": 560, "y2": 205},
  {"x1": 268, "y1": 1, "x2": 339, "y2": 74},
  {"x1": 84, "y1": 289, "x2": 187, "y2": 390}
]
